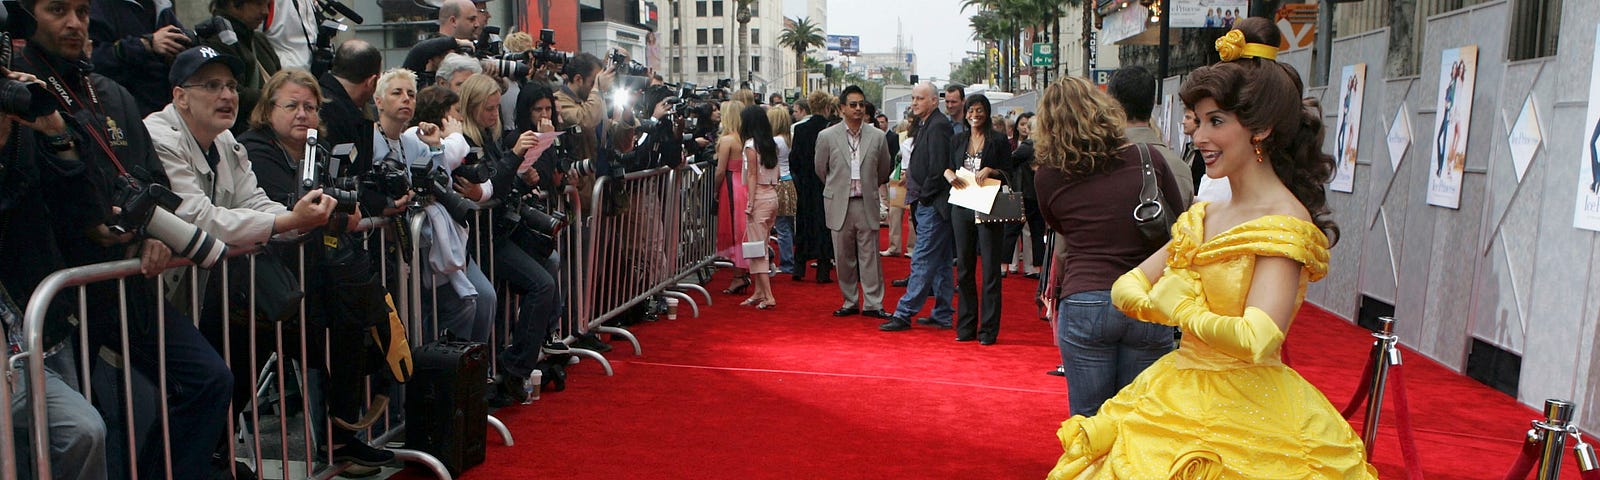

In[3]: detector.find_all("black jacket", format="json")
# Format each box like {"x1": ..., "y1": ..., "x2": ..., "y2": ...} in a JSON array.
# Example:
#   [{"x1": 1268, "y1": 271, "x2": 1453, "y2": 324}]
[
  {"x1": 1011, "y1": 139, "x2": 1037, "y2": 199},
  {"x1": 90, "y1": 0, "x2": 185, "y2": 116},
  {"x1": 950, "y1": 129, "x2": 1014, "y2": 184},
  {"x1": 318, "y1": 72, "x2": 387, "y2": 215},
  {"x1": 0, "y1": 124, "x2": 102, "y2": 348},
  {"x1": 238, "y1": 127, "x2": 299, "y2": 207},
  {"x1": 907, "y1": 111, "x2": 954, "y2": 218}
]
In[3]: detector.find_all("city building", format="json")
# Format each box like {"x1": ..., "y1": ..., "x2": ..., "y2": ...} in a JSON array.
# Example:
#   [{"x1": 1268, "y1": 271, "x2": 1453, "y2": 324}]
[{"x1": 664, "y1": 0, "x2": 798, "y2": 97}]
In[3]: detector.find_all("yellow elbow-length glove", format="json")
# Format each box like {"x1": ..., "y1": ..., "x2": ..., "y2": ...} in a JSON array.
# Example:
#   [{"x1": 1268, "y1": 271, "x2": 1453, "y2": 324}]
[
  {"x1": 1111, "y1": 268, "x2": 1170, "y2": 325},
  {"x1": 1149, "y1": 270, "x2": 1285, "y2": 364}
]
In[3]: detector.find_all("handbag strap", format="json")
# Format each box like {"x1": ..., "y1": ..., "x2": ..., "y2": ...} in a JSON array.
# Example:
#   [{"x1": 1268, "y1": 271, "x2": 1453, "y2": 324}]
[{"x1": 1133, "y1": 143, "x2": 1168, "y2": 222}]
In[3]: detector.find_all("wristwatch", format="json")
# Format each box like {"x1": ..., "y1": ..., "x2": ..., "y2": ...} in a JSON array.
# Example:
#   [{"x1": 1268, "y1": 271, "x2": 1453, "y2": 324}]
[{"x1": 44, "y1": 132, "x2": 75, "y2": 152}]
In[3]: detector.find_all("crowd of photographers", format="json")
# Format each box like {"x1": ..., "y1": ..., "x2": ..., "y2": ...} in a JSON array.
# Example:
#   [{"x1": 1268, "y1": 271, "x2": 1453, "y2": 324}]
[{"x1": 0, "y1": 0, "x2": 711, "y2": 477}]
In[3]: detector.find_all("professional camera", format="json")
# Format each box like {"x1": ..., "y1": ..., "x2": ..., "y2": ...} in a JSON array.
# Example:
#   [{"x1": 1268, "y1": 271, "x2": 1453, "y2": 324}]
[
  {"x1": 297, "y1": 129, "x2": 361, "y2": 231},
  {"x1": 307, "y1": 0, "x2": 364, "y2": 78},
  {"x1": 528, "y1": 29, "x2": 574, "y2": 65},
  {"x1": 107, "y1": 175, "x2": 229, "y2": 269},
  {"x1": 364, "y1": 150, "x2": 482, "y2": 227},
  {"x1": 0, "y1": 3, "x2": 55, "y2": 121},
  {"x1": 497, "y1": 186, "x2": 566, "y2": 257}
]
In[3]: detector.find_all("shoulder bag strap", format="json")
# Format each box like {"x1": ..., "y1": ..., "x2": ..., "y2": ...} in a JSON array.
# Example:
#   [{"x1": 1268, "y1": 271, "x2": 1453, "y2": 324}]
[{"x1": 1137, "y1": 143, "x2": 1159, "y2": 204}]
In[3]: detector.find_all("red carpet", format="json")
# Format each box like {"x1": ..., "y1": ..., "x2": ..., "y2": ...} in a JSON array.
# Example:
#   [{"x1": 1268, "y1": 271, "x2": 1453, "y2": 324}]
[{"x1": 391, "y1": 233, "x2": 1584, "y2": 479}]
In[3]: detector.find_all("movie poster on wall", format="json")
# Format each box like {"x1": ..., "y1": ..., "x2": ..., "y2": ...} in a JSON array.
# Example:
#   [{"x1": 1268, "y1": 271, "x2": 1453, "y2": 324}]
[
  {"x1": 1573, "y1": 25, "x2": 1600, "y2": 231},
  {"x1": 1329, "y1": 64, "x2": 1366, "y2": 193},
  {"x1": 1426, "y1": 46, "x2": 1478, "y2": 209}
]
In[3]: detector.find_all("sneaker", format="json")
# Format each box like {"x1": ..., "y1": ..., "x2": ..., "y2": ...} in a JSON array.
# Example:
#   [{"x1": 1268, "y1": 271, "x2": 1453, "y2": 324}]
[
  {"x1": 541, "y1": 338, "x2": 572, "y2": 355},
  {"x1": 330, "y1": 441, "x2": 396, "y2": 467}
]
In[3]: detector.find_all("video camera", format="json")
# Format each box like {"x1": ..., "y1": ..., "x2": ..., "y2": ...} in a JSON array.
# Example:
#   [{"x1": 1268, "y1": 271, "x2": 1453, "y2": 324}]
[{"x1": 308, "y1": 0, "x2": 364, "y2": 78}]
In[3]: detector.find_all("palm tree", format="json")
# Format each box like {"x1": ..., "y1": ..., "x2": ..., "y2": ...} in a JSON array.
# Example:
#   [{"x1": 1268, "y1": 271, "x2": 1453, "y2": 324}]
[
  {"x1": 779, "y1": 16, "x2": 826, "y2": 94},
  {"x1": 735, "y1": 0, "x2": 754, "y2": 87},
  {"x1": 963, "y1": 0, "x2": 1075, "y2": 91},
  {"x1": 880, "y1": 66, "x2": 908, "y2": 85}
]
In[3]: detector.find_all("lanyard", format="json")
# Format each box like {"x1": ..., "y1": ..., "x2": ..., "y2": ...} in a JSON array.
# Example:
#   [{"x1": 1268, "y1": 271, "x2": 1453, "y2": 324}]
[{"x1": 33, "y1": 53, "x2": 129, "y2": 176}]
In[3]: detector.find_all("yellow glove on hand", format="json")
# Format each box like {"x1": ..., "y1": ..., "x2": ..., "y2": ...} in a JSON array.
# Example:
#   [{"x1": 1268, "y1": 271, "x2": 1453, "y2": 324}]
[
  {"x1": 1111, "y1": 268, "x2": 1168, "y2": 325},
  {"x1": 1145, "y1": 268, "x2": 1200, "y2": 327},
  {"x1": 1149, "y1": 269, "x2": 1285, "y2": 362}
]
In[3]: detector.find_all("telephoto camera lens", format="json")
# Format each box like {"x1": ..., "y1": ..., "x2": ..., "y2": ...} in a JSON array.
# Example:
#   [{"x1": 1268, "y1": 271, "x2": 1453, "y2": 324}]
[
  {"x1": 145, "y1": 207, "x2": 229, "y2": 269},
  {"x1": 518, "y1": 203, "x2": 567, "y2": 237},
  {"x1": 0, "y1": 80, "x2": 61, "y2": 121}
]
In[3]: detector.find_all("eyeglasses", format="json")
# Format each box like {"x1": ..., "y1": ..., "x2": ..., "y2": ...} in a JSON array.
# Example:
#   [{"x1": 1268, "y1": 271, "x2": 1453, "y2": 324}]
[
  {"x1": 845, "y1": 101, "x2": 865, "y2": 108},
  {"x1": 181, "y1": 80, "x2": 240, "y2": 94},
  {"x1": 275, "y1": 100, "x2": 320, "y2": 114}
]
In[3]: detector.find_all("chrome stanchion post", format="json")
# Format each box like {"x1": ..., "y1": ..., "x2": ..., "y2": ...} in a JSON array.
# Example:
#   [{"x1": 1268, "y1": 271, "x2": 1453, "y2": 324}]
[
  {"x1": 1362, "y1": 316, "x2": 1398, "y2": 457},
  {"x1": 1534, "y1": 398, "x2": 1575, "y2": 480}
]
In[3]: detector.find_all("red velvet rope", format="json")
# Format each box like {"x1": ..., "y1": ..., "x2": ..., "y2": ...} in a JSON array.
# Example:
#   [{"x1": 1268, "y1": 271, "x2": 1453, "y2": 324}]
[
  {"x1": 1501, "y1": 436, "x2": 1541, "y2": 480},
  {"x1": 1583, "y1": 467, "x2": 1600, "y2": 480},
  {"x1": 1389, "y1": 363, "x2": 1425, "y2": 480},
  {"x1": 1341, "y1": 347, "x2": 1378, "y2": 419}
]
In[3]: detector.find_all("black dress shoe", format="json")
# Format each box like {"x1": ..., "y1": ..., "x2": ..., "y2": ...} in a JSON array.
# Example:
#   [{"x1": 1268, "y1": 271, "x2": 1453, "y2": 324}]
[
  {"x1": 979, "y1": 334, "x2": 997, "y2": 345},
  {"x1": 861, "y1": 309, "x2": 892, "y2": 319},
  {"x1": 1047, "y1": 365, "x2": 1066, "y2": 377},
  {"x1": 916, "y1": 317, "x2": 951, "y2": 329},
  {"x1": 891, "y1": 278, "x2": 909, "y2": 287},
  {"x1": 833, "y1": 307, "x2": 860, "y2": 317},
  {"x1": 955, "y1": 334, "x2": 977, "y2": 342},
  {"x1": 878, "y1": 317, "x2": 912, "y2": 331},
  {"x1": 1023, "y1": 272, "x2": 1040, "y2": 279}
]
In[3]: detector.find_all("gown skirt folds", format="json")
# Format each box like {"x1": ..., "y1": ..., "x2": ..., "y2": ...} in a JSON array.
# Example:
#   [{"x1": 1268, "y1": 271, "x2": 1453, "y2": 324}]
[{"x1": 1049, "y1": 202, "x2": 1379, "y2": 480}]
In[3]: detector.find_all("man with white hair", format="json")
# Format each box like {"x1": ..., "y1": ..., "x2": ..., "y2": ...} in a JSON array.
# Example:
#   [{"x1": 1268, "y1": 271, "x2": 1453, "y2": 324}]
[
  {"x1": 880, "y1": 82, "x2": 956, "y2": 332},
  {"x1": 436, "y1": 53, "x2": 483, "y2": 91}
]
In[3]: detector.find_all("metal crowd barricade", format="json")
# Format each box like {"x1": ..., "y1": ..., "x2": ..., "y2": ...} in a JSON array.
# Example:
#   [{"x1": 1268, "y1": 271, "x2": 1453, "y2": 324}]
[
  {"x1": 14, "y1": 215, "x2": 470, "y2": 480},
  {"x1": 575, "y1": 166, "x2": 680, "y2": 373},
  {"x1": 661, "y1": 161, "x2": 719, "y2": 315}
]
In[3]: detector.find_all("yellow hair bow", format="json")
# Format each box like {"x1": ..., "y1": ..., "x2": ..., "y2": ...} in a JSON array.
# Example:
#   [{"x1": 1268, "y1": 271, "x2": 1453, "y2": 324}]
[{"x1": 1215, "y1": 29, "x2": 1278, "y2": 62}]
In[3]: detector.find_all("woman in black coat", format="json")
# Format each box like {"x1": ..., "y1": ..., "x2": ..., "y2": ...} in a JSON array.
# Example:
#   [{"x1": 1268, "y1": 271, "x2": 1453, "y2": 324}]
[{"x1": 944, "y1": 94, "x2": 1013, "y2": 345}]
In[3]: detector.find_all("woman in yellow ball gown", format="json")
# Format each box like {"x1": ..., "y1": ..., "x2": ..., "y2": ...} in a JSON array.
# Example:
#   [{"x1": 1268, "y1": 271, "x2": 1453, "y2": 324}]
[{"x1": 1047, "y1": 18, "x2": 1380, "y2": 480}]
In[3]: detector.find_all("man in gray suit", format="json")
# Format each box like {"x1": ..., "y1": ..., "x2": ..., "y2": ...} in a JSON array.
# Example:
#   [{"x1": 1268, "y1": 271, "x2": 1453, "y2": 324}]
[{"x1": 817, "y1": 85, "x2": 895, "y2": 318}]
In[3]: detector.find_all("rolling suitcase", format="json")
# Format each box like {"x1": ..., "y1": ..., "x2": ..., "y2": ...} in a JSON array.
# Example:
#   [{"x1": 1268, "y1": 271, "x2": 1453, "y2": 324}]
[{"x1": 405, "y1": 340, "x2": 487, "y2": 475}]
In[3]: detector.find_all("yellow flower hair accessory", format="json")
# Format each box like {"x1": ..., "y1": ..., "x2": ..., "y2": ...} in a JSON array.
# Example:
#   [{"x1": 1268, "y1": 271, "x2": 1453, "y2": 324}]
[{"x1": 1215, "y1": 29, "x2": 1278, "y2": 62}]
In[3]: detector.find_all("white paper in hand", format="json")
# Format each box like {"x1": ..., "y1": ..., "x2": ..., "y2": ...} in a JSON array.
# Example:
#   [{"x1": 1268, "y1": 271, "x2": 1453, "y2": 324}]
[
  {"x1": 947, "y1": 169, "x2": 1003, "y2": 214},
  {"x1": 518, "y1": 132, "x2": 566, "y2": 173}
]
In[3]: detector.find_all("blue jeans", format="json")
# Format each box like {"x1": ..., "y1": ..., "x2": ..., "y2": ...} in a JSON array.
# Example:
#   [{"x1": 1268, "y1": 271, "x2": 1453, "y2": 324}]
[
  {"x1": 428, "y1": 259, "x2": 496, "y2": 343},
  {"x1": 892, "y1": 203, "x2": 955, "y2": 323},
  {"x1": 10, "y1": 363, "x2": 108, "y2": 480},
  {"x1": 775, "y1": 216, "x2": 795, "y2": 273},
  {"x1": 494, "y1": 238, "x2": 562, "y2": 378},
  {"x1": 1057, "y1": 290, "x2": 1175, "y2": 417}
]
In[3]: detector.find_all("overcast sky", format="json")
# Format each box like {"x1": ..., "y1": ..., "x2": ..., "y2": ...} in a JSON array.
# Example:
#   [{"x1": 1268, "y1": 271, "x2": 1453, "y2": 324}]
[{"x1": 783, "y1": 0, "x2": 979, "y2": 80}]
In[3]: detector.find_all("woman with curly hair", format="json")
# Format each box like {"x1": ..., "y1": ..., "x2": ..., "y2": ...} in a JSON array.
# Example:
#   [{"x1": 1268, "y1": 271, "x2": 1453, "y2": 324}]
[
  {"x1": 1033, "y1": 76, "x2": 1183, "y2": 419},
  {"x1": 1048, "y1": 18, "x2": 1376, "y2": 478}
]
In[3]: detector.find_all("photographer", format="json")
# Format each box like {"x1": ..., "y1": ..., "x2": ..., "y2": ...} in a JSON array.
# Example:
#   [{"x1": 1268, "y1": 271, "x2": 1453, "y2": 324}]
[
  {"x1": 14, "y1": 1, "x2": 234, "y2": 478},
  {"x1": 554, "y1": 53, "x2": 612, "y2": 176},
  {"x1": 90, "y1": 0, "x2": 189, "y2": 115},
  {"x1": 434, "y1": 0, "x2": 479, "y2": 41},
  {"x1": 436, "y1": 52, "x2": 482, "y2": 92},
  {"x1": 197, "y1": 0, "x2": 284, "y2": 133},
  {"x1": 319, "y1": 39, "x2": 399, "y2": 217},
  {"x1": 0, "y1": 68, "x2": 109, "y2": 480},
  {"x1": 237, "y1": 68, "x2": 397, "y2": 467},
  {"x1": 373, "y1": 68, "x2": 497, "y2": 343}
]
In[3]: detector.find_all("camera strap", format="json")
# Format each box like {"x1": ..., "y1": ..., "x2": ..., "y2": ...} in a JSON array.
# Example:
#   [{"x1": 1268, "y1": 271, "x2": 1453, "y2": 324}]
[{"x1": 33, "y1": 53, "x2": 130, "y2": 178}]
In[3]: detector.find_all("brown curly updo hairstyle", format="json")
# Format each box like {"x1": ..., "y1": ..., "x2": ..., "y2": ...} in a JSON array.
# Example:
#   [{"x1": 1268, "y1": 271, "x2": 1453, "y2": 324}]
[{"x1": 1179, "y1": 17, "x2": 1340, "y2": 245}]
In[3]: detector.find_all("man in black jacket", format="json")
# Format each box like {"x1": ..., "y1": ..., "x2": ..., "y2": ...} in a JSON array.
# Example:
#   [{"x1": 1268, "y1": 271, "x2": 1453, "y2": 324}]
[
  {"x1": 318, "y1": 39, "x2": 396, "y2": 216},
  {"x1": 90, "y1": 0, "x2": 189, "y2": 115},
  {"x1": 16, "y1": 1, "x2": 233, "y2": 477},
  {"x1": 880, "y1": 82, "x2": 956, "y2": 332},
  {"x1": 788, "y1": 90, "x2": 834, "y2": 283}
]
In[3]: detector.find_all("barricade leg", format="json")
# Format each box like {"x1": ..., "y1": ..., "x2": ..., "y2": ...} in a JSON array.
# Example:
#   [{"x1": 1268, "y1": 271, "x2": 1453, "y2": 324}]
[
  {"x1": 673, "y1": 283, "x2": 713, "y2": 307},
  {"x1": 660, "y1": 290, "x2": 700, "y2": 318}
]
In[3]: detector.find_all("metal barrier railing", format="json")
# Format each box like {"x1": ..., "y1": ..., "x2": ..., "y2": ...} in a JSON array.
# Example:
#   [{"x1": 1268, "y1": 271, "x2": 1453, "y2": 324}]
[{"x1": 8, "y1": 164, "x2": 713, "y2": 478}]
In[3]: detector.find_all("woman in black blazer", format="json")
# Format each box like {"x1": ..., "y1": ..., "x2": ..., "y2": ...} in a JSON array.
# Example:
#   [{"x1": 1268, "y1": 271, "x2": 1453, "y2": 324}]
[{"x1": 944, "y1": 94, "x2": 1014, "y2": 345}]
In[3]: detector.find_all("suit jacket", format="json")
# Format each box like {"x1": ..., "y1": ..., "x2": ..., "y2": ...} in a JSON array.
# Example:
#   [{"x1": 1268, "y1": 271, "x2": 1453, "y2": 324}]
[
  {"x1": 907, "y1": 111, "x2": 954, "y2": 218},
  {"x1": 950, "y1": 131, "x2": 1015, "y2": 185},
  {"x1": 815, "y1": 122, "x2": 894, "y2": 231},
  {"x1": 790, "y1": 115, "x2": 827, "y2": 183}
]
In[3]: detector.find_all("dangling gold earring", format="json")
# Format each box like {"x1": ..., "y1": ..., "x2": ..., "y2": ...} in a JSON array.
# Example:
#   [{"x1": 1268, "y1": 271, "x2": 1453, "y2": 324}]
[{"x1": 1253, "y1": 139, "x2": 1264, "y2": 163}]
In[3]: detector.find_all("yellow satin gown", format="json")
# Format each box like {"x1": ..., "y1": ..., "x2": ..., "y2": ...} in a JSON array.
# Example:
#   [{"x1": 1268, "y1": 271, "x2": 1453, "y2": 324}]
[{"x1": 1048, "y1": 203, "x2": 1379, "y2": 479}]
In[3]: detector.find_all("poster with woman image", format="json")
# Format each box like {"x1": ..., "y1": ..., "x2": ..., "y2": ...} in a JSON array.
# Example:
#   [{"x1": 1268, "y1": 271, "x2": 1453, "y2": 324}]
[
  {"x1": 1329, "y1": 64, "x2": 1366, "y2": 193},
  {"x1": 1426, "y1": 46, "x2": 1477, "y2": 209},
  {"x1": 1572, "y1": 25, "x2": 1600, "y2": 231}
]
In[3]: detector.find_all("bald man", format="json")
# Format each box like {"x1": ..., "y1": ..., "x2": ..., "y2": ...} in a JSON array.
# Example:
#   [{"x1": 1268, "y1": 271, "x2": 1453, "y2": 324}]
[
  {"x1": 438, "y1": 0, "x2": 480, "y2": 40},
  {"x1": 880, "y1": 82, "x2": 957, "y2": 333}
]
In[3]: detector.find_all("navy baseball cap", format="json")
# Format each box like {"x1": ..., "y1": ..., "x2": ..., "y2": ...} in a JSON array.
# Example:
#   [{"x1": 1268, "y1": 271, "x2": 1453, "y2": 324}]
[{"x1": 169, "y1": 46, "x2": 247, "y2": 88}]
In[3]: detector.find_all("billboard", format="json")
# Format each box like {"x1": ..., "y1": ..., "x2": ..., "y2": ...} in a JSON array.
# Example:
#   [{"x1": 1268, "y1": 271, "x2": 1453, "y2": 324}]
[
  {"x1": 826, "y1": 35, "x2": 860, "y2": 55},
  {"x1": 1171, "y1": 0, "x2": 1248, "y2": 29},
  {"x1": 525, "y1": 0, "x2": 582, "y2": 54}
]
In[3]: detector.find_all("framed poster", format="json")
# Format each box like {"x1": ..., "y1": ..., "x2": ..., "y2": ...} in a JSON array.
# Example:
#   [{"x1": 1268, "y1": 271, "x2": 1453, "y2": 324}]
[
  {"x1": 1426, "y1": 46, "x2": 1478, "y2": 209},
  {"x1": 1574, "y1": 25, "x2": 1600, "y2": 231},
  {"x1": 1330, "y1": 63, "x2": 1366, "y2": 193}
]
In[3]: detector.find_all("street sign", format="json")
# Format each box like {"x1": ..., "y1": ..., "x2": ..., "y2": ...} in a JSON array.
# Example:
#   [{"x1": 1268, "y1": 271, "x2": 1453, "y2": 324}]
[
  {"x1": 1031, "y1": 43, "x2": 1055, "y2": 67},
  {"x1": 1092, "y1": 69, "x2": 1117, "y2": 86}
]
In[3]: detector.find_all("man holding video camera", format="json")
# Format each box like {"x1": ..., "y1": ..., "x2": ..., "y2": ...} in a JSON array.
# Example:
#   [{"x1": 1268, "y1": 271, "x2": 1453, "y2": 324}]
[{"x1": 14, "y1": 1, "x2": 235, "y2": 478}]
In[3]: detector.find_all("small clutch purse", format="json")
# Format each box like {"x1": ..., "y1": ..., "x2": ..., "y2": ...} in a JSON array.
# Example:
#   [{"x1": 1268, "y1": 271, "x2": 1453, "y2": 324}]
[{"x1": 741, "y1": 240, "x2": 766, "y2": 259}]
